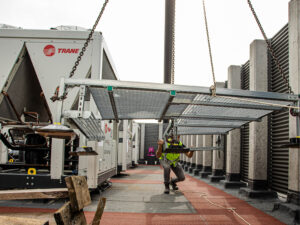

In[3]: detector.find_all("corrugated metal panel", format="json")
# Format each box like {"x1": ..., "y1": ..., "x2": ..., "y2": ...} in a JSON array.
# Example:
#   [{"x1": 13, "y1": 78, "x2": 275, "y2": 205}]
[
  {"x1": 240, "y1": 60, "x2": 250, "y2": 183},
  {"x1": 269, "y1": 24, "x2": 289, "y2": 194}
]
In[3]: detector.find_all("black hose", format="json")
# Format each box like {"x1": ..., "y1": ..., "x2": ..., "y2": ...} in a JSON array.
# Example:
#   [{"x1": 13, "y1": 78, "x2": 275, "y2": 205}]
[
  {"x1": 0, "y1": 133, "x2": 49, "y2": 151},
  {"x1": 0, "y1": 133, "x2": 22, "y2": 150}
]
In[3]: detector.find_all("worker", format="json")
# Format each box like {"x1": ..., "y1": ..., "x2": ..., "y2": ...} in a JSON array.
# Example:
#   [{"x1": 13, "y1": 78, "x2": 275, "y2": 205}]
[{"x1": 156, "y1": 136, "x2": 194, "y2": 194}]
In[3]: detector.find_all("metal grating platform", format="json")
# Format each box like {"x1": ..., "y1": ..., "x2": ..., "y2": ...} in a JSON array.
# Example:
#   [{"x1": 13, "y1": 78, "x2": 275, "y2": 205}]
[
  {"x1": 63, "y1": 110, "x2": 104, "y2": 141},
  {"x1": 62, "y1": 79, "x2": 298, "y2": 135}
]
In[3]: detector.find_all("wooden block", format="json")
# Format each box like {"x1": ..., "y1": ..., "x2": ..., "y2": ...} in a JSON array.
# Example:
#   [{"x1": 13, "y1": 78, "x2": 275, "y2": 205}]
[
  {"x1": 54, "y1": 202, "x2": 72, "y2": 225},
  {"x1": 0, "y1": 215, "x2": 49, "y2": 225},
  {"x1": 91, "y1": 197, "x2": 106, "y2": 225},
  {"x1": 65, "y1": 176, "x2": 91, "y2": 212},
  {"x1": 0, "y1": 188, "x2": 68, "y2": 200},
  {"x1": 54, "y1": 202, "x2": 87, "y2": 225}
]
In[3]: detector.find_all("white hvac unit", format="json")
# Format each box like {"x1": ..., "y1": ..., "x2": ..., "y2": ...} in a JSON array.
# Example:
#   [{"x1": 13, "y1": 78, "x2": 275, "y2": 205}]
[
  {"x1": 132, "y1": 122, "x2": 140, "y2": 165},
  {"x1": 126, "y1": 120, "x2": 133, "y2": 167},
  {"x1": 117, "y1": 120, "x2": 134, "y2": 172},
  {"x1": 117, "y1": 131, "x2": 123, "y2": 173},
  {"x1": 0, "y1": 28, "x2": 119, "y2": 189}
]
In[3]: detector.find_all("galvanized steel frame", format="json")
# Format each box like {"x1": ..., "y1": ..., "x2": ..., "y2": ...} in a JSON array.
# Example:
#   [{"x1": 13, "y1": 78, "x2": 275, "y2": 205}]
[
  {"x1": 58, "y1": 78, "x2": 298, "y2": 136},
  {"x1": 63, "y1": 78, "x2": 298, "y2": 101}
]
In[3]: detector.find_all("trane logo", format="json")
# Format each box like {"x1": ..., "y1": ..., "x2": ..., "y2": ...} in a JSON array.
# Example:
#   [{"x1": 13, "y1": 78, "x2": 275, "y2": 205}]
[
  {"x1": 43, "y1": 45, "x2": 55, "y2": 56},
  {"x1": 58, "y1": 48, "x2": 79, "y2": 54},
  {"x1": 43, "y1": 45, "x2": 80, "y2": 57}
]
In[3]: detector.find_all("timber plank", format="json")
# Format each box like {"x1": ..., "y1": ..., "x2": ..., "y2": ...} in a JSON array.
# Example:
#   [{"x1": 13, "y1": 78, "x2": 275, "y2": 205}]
[
  {"x1": 54, "y1": 201, "x2": 87, "y2": 225},
  {"x1": 0, "y1": 188, "x2": 68, "y2": 200},
  {"x1": 65, "y1": 176, "x2": 91, "y2": 212},
  {"x1": 91, "y1": 197, "x2": 106, "y2": 225},
  {"x1": 0, "y1": 215, "x2": 49, "y2": 225}
]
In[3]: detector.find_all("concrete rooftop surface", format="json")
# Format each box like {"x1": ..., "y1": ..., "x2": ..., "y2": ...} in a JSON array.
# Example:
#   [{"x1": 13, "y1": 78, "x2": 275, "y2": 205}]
[{"x1": 0, "y1": 165, "x2": 296, "y2": 225}]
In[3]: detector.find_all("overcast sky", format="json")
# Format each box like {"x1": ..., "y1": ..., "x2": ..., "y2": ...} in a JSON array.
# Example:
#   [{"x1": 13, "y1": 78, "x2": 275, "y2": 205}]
[{"x1": 0, "y1": 0, "x2": 290, "y2": 87}]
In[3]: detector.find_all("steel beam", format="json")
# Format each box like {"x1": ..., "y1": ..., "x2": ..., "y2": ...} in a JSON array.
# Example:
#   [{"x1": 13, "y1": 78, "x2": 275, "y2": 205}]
[
  {"x1": 177, "y1": 131, "x2": 230, "y2": 135},
  {"x1": 176, "y1": 124, "x2": 241, "y2": 129},
  {"x1": 108, "y1": 90, "x2": 119, "y2": 123},
  {"x1": 166, "y1": 115, "x2": 259, "y2": 122},
  {"x1": 159, "y1": 95, "x2": 175, "y2": 122},
  {"x1": 170, "y1": 100, "x2": 283, "y2": 111},
  {"x1": 189, "y1": 146, "x2": 224, "y2": 151}
]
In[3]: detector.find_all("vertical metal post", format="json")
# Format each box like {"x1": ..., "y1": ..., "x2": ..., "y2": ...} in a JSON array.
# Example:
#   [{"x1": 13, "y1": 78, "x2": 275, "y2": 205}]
[
  {"x1": 55, "y1": 77, "x2": 65, "y2": 123},
  {"x1": 113, "y1": 121, "x2": 119, "y2": 173},
  {"x1": 122, "y1": 120, "x2": 128, "y2": 171},
  {"x1": 158, "y1": 122, "x2": 163, "y2": 139},
  {"x1": 163, "y1": 0, "x2": 175, "y2": 125},
  {"x1": 51, "y1": 77, "x2": 66, "y2": 180},
  {"x1": 0, "y1": 141, "x2": 7, "y2": 164},
  {"x1": 297, "y1": 100, "x2": 300, "y2": 137},
  {"x1": 78, "y1": 85, "x2": 86, "y2": 117},
  {"x1": 140, "y1": 124, "x2": 145, "y2": 160},
  {"x1": 164, "y1": 0, "x2": 175, "y2": 84}
]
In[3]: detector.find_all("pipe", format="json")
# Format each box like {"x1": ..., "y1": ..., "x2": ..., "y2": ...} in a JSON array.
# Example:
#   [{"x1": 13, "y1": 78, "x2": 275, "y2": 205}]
[
  {"x1": 23, "y1": 112, "x2": 39, "y2": 123},
  {"x1": 1, "y1": 91, "x2": 23, "y2": 123},
  {"x1": 0, "y1": 121, "x2": 49, "y2": 126},
  {"x1": 0, "y1": 133, "x2": 22, "y2": 150}
]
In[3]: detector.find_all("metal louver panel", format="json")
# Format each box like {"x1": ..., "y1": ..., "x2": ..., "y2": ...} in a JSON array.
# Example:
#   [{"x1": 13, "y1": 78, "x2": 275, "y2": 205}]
[
  {"x1": 269, "y1": 24, "x2": 289, "y2": 194},
  {"x1": 240, "y1": 60, "x2": 250, "y2": 183}
]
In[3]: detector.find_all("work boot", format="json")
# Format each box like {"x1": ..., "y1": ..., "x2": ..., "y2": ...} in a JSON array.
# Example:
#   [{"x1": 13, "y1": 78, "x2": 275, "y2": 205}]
[
  {"x1": 164, "y1": 183, "x2": 170, "y2": 194},
  {"x1": 170, "y1": 180, "x2": 178, "y2": 190}
]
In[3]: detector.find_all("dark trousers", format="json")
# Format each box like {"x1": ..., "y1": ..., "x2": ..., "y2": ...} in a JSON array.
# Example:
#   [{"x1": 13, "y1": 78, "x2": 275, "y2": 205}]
[{"x1": 159, "y1": 159, "x2": 185, "y2": 184}]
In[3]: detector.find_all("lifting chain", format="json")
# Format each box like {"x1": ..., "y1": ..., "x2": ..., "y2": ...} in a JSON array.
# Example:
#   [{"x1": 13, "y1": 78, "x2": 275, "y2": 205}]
[
  {"x1": 202, "y1": 0, "x2": 217, "y2": 96},
  {"x1": 69, "y1": 0, "x2": 109, "y2": 79},
  {"x1": 247, "y1": 0, "x2": 294, "y2": 95},
  {"x1": 51, "y1": 0, "x2": 110, "y2": 102}
]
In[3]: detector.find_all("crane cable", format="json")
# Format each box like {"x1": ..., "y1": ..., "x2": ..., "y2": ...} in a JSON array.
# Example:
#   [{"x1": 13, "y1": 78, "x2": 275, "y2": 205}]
[
  {"x1": 202, "y1": 0, "x2": 217, "y2": 96},
  {"x1": 201, "y1": 0, "x2": 298, "y2": 111},
  {"x1": 51, "y1": 0, "x2": 110, "y2": 102},
  {"x1": 246, "y1": 0, "x2": 300, "y2": 116},
  {"x1": 247, "y1": 0, "x2": 294, "y2": 95}
]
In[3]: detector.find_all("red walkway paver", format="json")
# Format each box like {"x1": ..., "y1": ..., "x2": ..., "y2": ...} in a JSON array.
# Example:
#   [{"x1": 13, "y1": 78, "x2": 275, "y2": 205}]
[{"x1": 0, "y1": 166, "x2": 284, "y2": 225}]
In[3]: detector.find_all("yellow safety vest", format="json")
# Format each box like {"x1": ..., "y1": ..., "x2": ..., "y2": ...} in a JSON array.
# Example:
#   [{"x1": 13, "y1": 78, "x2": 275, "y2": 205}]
[{"x1": 159, "y1": 141, "x2": 182, "y2": 166}]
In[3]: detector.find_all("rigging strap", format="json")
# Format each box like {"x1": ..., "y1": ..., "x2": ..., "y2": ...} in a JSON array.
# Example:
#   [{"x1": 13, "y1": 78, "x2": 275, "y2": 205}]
[{"x1": 202, "y1": 0, "x2": 217, "y2": 96}]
